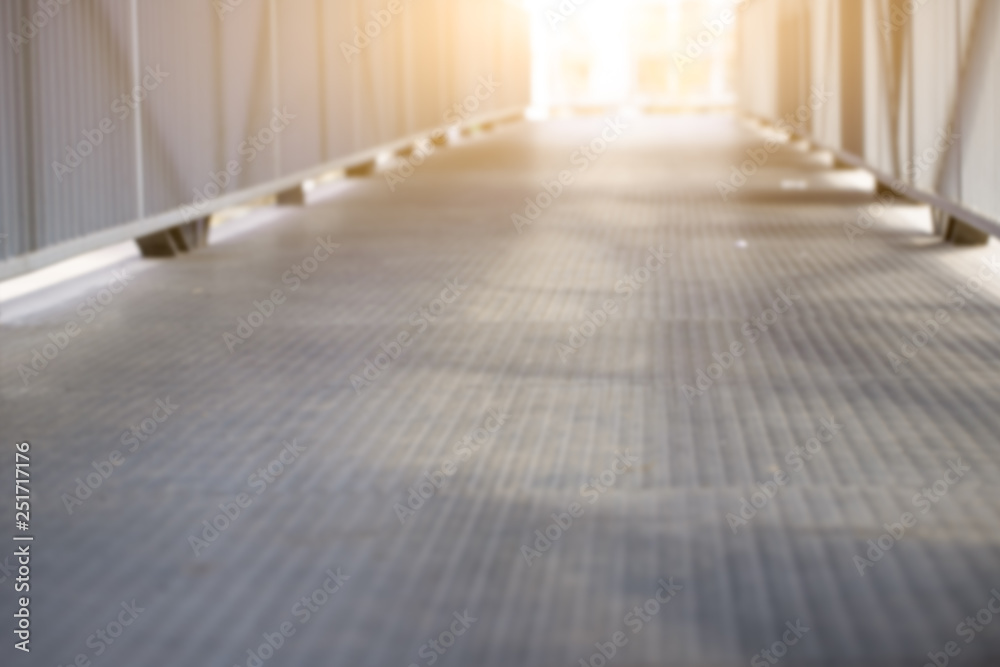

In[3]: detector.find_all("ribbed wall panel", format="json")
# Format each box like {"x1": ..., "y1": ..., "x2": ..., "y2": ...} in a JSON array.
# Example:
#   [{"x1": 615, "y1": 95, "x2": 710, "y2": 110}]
[
  {"x1": 861, "y1": 0, "x2": 892, "y2": 174},
  {"x1": 407, "y1": 1, "x2": 448, "y2": 135},
  {"x1": 219, "y1": 0, "x2": 277, "y2": 189},
  {"x1": 910, "y1": 1, "x2": 959, "y2": 193},
  {"x1": 136, "y1": 0, "x2": 223, "y2": 214},
  {"x1": 274, "y1": 0, "x2": 326, "y2": 175},
  {"x1": 0, "y1": 0, "x2": 531, "y2": 270},
  {"x1": 736, "y1": 0, "x2": 779, "y2": 119},
  {"x1": 957, "y1": 0, "x2": 999, "y2": 221},
  {"x1": 319, "y1": 1, "x2": 359, "y2": 158},
  {"x1": 738, "y1": 0, "x2": 1000, "y2": 229},
  {"x1": 0, "y1": 3, "x2": 29, "y2": 260},
  {"x1": 808, "y1": 0, "x2": 841, "y2": 148},
  {"x1": 32, "y1": 0, "x2": 138, "y2": 248},
  {"x1": 360, "y1": 0, "x2": 405, "y2": 145}
]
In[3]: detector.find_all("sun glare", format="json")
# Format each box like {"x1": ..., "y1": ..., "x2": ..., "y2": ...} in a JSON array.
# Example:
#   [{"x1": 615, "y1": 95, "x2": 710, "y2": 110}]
[{"x1": 528, "y1": 0, "x2": 739, "y2": 110}]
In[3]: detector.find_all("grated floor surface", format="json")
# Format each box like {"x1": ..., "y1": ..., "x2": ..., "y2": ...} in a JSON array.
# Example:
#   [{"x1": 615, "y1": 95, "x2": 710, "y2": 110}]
[{"x1": 2, "y1": 114, "x2": 1000, "y2": 667}]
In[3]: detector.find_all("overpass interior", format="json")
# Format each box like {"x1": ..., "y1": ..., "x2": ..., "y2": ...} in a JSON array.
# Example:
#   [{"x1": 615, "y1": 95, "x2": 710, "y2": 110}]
[{"x1": 2, "y1": 2, "x2": 1000, "y2": 667}]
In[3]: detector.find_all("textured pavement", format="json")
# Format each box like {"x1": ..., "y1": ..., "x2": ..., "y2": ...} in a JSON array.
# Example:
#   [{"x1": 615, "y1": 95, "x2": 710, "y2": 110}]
[{"x1": 2, "y1": 114, "x2": 1000, "y2": 666}]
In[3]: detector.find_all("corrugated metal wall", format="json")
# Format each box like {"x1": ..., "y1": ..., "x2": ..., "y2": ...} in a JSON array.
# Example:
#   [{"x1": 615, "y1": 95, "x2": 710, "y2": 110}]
[
  {"x1": 2, "y1": 0, "x2": 140, "y2": 257},
  {"x1": 736, "y1": 0, "x2": 1000, "y2": 228},
  {"x1": 0, "y1": 0, "x2": 531, "y2": 267}
]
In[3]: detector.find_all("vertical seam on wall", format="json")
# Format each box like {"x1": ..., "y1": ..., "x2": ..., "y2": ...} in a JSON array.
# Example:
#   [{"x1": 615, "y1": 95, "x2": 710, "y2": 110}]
[
  {"x1": 269, "y1": 0, "x2": 281, "y2": 178},
  {"x1": 315, "y1": 0, "x2": 328, "y2": 161},
  {"x1": 212, "y1": 3, "x2": 225, "y2": 183},
  {"x1": 954, "y1": 0, "x2": 962, "y2": 204},
  {"x1": 19, "y1": 0, "x2": 38, "y2": 252},
  {"x1": 129, "y1": 0, "x2": 145, "y2": 218}
]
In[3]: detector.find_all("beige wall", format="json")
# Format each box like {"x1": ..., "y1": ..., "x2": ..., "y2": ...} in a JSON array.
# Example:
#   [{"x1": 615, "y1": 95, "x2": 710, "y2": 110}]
[
  {"x1": 0, "y1": 0, "x2": 532, "y2": 265},
  {"x1": 737, "y1": 0, "x2": 1000, "y2": 225}
]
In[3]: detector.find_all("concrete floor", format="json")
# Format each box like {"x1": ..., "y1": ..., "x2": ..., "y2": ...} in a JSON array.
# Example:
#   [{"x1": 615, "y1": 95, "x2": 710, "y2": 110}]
[{"x1": 2, "y1": 114, "x2": 1000, "y2": 666}]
